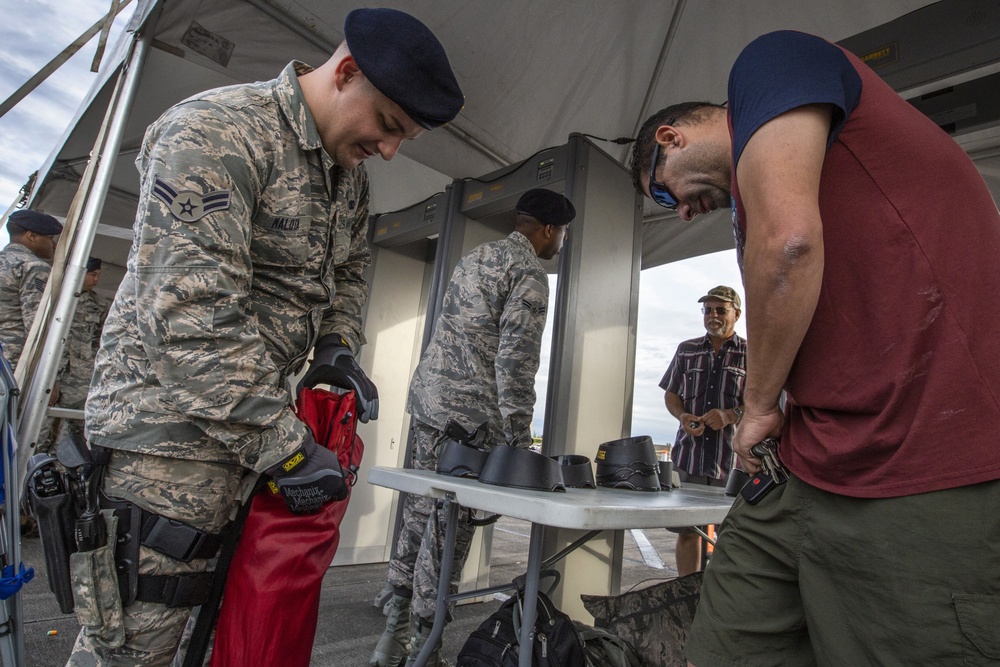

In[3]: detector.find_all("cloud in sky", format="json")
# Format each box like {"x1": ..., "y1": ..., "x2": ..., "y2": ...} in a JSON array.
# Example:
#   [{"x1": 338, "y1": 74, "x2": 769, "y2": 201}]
[
  {"x1": 0, "y1": 0, "x2": 130, "y2": 233},
  {"x1": 531, "y1": 249, "x2": 745, "y2": 447}
]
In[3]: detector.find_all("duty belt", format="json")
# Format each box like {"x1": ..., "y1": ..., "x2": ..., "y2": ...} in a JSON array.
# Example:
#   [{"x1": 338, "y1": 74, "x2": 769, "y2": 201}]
[{"x1": 101, "y1": 493, "x2": 222, "y2": 607}]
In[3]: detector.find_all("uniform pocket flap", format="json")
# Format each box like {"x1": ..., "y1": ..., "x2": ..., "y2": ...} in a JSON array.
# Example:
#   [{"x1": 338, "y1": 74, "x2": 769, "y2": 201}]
[{"x1": 954, "y1": 594, "x2": 1000, "y2": 659}]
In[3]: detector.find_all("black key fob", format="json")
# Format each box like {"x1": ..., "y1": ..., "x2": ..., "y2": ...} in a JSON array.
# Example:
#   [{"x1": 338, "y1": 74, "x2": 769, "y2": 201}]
[{"x1": 740, "y1": 470, "x2": 779, "y2": 505}]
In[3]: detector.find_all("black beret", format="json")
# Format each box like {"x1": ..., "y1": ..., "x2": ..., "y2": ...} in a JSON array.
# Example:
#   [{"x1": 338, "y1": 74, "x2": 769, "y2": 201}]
[
  {"x1": 8, "y1": 210, "x2": 63, "y2": 236},
  {"x1": 345, "y1": 8, "x2": 464, "y2": 129},
  {"x1": 515, "y1": 189, "x2": 576, "y2": 227},
  {"x1": 86, "y1": 257, "x2": 102, "y2": 272}
]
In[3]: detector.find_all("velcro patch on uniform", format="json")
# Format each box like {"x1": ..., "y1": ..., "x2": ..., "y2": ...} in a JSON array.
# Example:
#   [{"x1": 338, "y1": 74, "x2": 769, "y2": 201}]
[
  {"x1": 282, "y1": 452, "x2": 305, "y2": 472},
  {"x1": 153, "y1": 178, "x2": 231, "y2": 223},
  {"x1": 521, "y1": 298, "x2": 546, "y2": 318}
]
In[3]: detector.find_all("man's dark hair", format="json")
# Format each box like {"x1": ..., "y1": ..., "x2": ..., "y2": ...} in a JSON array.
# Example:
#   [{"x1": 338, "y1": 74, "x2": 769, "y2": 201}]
[{"x1": 628, "y1": 102, "x2": 727, "y2": 195}]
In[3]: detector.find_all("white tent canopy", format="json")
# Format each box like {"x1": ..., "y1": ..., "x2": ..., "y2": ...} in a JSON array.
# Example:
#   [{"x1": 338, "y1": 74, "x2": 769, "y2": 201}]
[{"x1": 30, "y1": 0, "x2": 999, "y2": 275}]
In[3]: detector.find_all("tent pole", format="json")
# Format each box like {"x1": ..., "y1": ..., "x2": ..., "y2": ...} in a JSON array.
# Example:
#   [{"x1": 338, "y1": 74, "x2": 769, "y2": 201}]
[
  {"x1": 15, "y1": 15, "x2": 154, "y2": 477},
  {"x1": 624, "y1": 0, "x2": 688, "y2": 163},
  {"x1": 0, "y1": 0, "x2": 134, "y2": 121}
]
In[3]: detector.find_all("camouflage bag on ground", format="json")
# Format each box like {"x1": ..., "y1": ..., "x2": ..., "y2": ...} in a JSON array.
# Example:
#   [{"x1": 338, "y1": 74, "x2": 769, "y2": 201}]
[
  {"x1": 572, "y1": 621, "x2": 643, "y2": 667},
  {"x1": 580, "y1": 572, "x2": 702, "y2": 667}
]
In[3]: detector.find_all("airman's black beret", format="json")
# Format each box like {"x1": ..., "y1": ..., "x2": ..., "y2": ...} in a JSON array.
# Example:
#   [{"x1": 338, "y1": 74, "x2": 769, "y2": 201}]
[
  {"x1": 515, "y1": 189, "x2": 576, "y2": 227},
  {"x1": 8, "y1": 210, "x2": 63, "y2": 236},
  {"x1": 345, "y1": 8, "x2": 464, "y2": 129}
]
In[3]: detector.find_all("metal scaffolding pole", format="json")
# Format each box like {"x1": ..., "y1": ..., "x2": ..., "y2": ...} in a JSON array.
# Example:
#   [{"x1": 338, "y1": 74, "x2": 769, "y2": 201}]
[{"x1": 15, "y1": 12, "x2": 156, "y2": 484}]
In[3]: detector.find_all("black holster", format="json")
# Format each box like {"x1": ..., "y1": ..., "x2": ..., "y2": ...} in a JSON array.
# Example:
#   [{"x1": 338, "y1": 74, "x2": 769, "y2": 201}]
[{"x1": 25, "y1": 454, "x2": 76, "y2": 614}]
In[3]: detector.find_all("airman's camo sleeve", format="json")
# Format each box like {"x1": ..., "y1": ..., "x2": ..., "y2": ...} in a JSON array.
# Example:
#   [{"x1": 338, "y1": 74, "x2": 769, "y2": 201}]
[
  {"x1": 495, "y1": 265, "x2": 549, "y2": 447},
  {"x1": 18, "y1": 262, "x2": 49, "y2": 333}
]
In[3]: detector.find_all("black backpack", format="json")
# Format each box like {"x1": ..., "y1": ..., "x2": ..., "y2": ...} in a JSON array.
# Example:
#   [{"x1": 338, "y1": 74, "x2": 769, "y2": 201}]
[
  {"x1": 572, "y1": 622, "x2": 643, "y2": 667},
  {"x1": 457, "y1": 587, "x2": 586, "y2": 667}
]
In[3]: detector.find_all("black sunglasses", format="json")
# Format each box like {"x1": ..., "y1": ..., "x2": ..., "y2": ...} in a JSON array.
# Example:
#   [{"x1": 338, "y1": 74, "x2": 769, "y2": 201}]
[{"x1": 648, "y1": 125, "x2": 679, "y2": 210}]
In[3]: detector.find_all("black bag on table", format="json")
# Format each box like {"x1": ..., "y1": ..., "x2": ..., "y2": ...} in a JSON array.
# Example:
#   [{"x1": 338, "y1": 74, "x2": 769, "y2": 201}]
[{"x1": 457, "y1": 584, "x2": 586, "y2": 667}]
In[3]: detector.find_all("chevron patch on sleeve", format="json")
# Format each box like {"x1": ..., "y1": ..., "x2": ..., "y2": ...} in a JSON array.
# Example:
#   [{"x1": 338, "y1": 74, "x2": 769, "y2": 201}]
[{"x1": 153, "y1": 178, "x2": 231, "y2": 222}]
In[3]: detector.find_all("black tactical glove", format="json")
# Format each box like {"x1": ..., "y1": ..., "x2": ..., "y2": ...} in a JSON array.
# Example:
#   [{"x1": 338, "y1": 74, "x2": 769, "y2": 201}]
[
  {"x1": 266, "y1": 435, "x2": 348, "y2": 514},
  {"x1": 298, "y1": 334, "x2": 379, "y2": 422}
]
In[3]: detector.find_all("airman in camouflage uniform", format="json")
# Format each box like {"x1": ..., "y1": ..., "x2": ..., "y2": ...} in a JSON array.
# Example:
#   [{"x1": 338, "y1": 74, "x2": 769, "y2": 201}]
[
  {"x1": 0, "y1": 210, "x2": 62, "y2": 370},
  {"x1": 371, "y1": 189, "x2": 576, "y2": 667},
  {"x1": 49, "y1": 257, "x2": 110, "y2": 443},
  {"x1": 69, "y1": 7, "x2": 463, "y2": 665}
]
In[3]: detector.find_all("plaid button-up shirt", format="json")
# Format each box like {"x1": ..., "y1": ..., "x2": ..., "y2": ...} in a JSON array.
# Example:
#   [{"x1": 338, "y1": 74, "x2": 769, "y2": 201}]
[{"x1": 659, "y1": 334, "x2": 747, "y2": 479}]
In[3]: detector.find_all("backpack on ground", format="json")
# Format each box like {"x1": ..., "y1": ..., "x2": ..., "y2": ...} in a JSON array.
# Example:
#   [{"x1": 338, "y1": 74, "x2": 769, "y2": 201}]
[
  {"x1": 573, "y1": 621, "x2": 643, "y2": 667},
  {"x1": 457, "y1": 585, "x2": 586, "y2": 667}
]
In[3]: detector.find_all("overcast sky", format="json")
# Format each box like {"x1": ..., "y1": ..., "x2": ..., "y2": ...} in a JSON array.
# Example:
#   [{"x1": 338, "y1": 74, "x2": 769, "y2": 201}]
[
  {"x1": 0, "y1": 0, "x2": 131, "y2": 236},
  {"x1": 531, "y1": 252, "x2": 746, "y2": 447},
  {"x1": 2, "y1": 1, "x2": 747, "y2": 447}
]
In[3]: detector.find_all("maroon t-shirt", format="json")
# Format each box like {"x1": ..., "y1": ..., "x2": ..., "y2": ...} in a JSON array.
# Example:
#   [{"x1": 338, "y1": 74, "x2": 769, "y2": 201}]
[{"x1": 729, "y1": 32, "x2": 1000, "y2": 498}]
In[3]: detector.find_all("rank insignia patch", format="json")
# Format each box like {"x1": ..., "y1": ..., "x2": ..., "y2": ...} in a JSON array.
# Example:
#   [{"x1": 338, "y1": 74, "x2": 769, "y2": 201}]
[
  {"x1": 153, "y1": 178, "x2": 231, "y2": 222},
  {"x1": 521, "y1": 298, "x2": 546, "y2": 318}
]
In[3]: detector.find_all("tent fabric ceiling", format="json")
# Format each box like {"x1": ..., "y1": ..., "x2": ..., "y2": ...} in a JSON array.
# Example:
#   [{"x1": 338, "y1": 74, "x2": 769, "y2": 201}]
[{"x1": 34, "y1": 0, "x2": 986, "y2": 273}]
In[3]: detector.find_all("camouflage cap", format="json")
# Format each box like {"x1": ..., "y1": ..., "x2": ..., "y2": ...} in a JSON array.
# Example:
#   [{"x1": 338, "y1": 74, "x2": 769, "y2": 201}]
[
  {"x1": 345, "y1": 8, "x2": 464, "y2": 129},
  {"x1": 698, "y1": 285, "x2": 741, "y2": 309},
  {"x1": 8, "y1": 209, "x2": 63, "y2": 236}
]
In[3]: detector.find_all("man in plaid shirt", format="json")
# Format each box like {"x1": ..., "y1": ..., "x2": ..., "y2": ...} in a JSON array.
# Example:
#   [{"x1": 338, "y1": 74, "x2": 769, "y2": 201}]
[{"x1": 660, "y1": 285, "x2": 746, "y2": 575}]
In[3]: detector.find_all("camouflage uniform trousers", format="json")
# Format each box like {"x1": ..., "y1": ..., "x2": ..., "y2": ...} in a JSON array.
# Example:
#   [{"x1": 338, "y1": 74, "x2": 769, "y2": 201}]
[
  {"x1": 386, "y1": 420, "x2": 476, "y2": 622},
  {"x1": 67, "y1": 451, "x2": 244, "y2": 667}
]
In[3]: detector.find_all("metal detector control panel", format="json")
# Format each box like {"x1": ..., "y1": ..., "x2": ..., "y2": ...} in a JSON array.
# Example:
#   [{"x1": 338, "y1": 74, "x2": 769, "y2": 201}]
[
  {"x1": 373, "y1": 191, "x2": 449, "y2": 248},
  {"x1": 461, "y1": 144, "x2": 570, "y2": 220}
]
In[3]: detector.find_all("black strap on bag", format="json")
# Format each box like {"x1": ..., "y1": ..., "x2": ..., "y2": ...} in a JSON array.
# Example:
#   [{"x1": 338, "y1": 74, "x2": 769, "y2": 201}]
[{"x1": 181, "y1": 476, "x2": 267, "y2": 667}]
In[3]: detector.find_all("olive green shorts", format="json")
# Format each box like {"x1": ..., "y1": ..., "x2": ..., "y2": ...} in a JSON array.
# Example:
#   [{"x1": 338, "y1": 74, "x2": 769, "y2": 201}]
[{"x1": 686, "y1": 473, "x2": 1000, "y2": 666}]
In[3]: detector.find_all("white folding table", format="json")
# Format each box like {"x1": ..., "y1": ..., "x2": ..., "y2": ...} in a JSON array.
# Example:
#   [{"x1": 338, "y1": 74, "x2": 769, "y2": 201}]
[{"x1": 368, "y1": 467, "x2": 735, "y2": 667}]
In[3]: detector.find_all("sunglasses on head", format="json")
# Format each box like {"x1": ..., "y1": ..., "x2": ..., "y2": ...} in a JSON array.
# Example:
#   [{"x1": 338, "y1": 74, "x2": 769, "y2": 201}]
[{"x1": 648, "y1": 125, "x2": 679, "y2": 210}]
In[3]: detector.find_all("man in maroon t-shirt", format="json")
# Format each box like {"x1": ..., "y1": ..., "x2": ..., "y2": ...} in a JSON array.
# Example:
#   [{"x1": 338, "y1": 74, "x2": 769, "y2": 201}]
[{"x1": 628, "y1": 30, "x2": 1000, "y2": 666}]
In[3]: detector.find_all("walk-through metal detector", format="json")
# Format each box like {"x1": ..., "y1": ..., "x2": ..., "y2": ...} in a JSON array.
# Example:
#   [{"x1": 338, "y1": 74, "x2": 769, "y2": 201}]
[
  {"x1": 335, "y1": 189, "x2": 451, "y2": 567},
  {"x1": 455, "y1": 133, "x2": 643, "y2": 619},
  {"x1": 342, "y1": 133, "x2": 640, "y2": 619}
]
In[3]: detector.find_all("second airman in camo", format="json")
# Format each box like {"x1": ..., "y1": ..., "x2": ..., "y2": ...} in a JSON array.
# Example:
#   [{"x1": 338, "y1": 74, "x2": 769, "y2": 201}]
[{"x1": 370, "y1": 188, "x2": 576, "y2": 667}]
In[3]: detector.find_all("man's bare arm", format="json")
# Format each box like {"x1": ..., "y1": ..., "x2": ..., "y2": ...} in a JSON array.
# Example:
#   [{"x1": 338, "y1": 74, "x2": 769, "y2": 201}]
[{"x1": 734, "y1": 104, "x2": 831, "y2": 470}]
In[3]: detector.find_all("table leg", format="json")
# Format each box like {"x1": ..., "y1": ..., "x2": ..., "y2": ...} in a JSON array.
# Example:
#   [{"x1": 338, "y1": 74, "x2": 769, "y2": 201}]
[
  {"x1": 518, "y1": 522, "x2": 545, "y2": 667},
  {"x1": 410, "y1": 495, "x2": 460, "y2": 667}
]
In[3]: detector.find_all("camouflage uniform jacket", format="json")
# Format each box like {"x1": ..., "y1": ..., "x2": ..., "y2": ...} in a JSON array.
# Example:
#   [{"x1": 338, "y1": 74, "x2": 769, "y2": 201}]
[
  {"x1": 0, "y1": 242, "x2": 50, "y2": 369},
  {"x1": 86, "y1": 62, "x2": 371, "y2": 472},
  {"x1": 407, "y1": 231, "x2": 548, "y2": 449},
  {"x1": 57, "y1": 289, "x2": 111, "y2": 407}
]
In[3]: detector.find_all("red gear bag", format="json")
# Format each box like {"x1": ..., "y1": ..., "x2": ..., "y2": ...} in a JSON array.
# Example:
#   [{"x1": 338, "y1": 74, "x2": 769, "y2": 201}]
[{"x1": 209, "y1": 388, "x2": 364, "y2": 667}]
